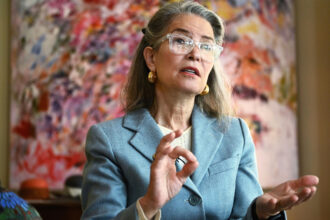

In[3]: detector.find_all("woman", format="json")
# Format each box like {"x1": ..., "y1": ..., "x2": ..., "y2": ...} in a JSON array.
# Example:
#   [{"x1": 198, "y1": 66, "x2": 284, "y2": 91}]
[{"x1": 81, "y1": 1, "x2": 318, "y2": 219}]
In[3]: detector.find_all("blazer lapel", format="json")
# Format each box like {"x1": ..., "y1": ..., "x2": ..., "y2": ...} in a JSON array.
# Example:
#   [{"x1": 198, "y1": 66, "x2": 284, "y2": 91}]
[
  {"x1": 123, "y1": 108, "x2": 163, "y2": 163},
  {"x1": 190, "y1": 106, "x2": 224, "y2": 186}
]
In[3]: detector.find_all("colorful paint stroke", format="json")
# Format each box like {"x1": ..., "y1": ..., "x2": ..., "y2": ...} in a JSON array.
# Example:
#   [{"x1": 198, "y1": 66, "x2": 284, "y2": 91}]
[{"x1": 10, "y1": 0, "x2": 298, "y2": 189}]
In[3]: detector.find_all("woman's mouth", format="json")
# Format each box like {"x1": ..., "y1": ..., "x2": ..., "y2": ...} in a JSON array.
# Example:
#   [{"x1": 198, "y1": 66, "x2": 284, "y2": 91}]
[{"x1": 180, "y1": 67, "x2": 200, "y2": 76}]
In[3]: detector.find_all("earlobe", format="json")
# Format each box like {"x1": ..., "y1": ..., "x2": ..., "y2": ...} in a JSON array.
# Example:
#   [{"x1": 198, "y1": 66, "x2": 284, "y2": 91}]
[{"x1": 143, "y1": 46, "x2": 156, "y2": 72}]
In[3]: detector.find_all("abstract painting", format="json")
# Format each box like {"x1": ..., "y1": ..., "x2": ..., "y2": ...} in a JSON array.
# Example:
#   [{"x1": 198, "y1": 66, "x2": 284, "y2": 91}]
[{"x1": 10, "y1": 0, "x2": 298, "y2": 188}]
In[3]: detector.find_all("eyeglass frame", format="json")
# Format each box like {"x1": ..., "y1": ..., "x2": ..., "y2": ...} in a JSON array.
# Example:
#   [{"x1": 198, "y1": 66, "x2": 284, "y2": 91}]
[{"x1": 153, "y1": 32, "x2": 224, "y2": 61}]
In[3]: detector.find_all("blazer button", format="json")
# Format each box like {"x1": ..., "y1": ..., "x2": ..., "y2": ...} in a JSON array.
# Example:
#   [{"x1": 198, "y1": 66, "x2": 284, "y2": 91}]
[{"x1": 188, "y1": 195, "x2": 201, "y2": 206}]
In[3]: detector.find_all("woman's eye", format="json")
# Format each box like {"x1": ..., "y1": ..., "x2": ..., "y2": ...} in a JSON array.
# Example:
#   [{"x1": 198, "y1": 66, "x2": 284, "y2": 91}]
[
  {"x1": 200, "y1": 43, "x2": 212, "y2": 51},
  {"x1": 174, "y1": 37, "x2": 187, "y2": 44}
]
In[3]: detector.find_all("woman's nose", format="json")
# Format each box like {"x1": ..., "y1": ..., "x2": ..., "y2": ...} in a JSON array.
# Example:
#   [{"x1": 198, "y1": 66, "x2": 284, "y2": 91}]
[{"x1": 187, "y1": 44, "x2": 202, "y2": 61}]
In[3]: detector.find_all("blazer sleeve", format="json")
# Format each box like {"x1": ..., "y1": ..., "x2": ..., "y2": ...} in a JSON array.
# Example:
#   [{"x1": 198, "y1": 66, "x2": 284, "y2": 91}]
[
  {"x1": 229, "y1": 119, "x2": 287, "y2": 220},
  {"x1": 81, "y1": 124, "x2": 138, "y2": 220}
]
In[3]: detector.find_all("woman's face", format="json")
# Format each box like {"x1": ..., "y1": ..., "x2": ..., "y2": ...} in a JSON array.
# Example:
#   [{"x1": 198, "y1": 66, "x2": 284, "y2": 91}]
[{"x1": 146, "y1": 14, "x2": 216, "y2": 97}]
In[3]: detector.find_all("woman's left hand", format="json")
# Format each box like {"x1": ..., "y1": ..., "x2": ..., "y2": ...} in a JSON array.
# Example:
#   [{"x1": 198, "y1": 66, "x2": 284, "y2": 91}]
[{"x1": 255, "y1": 175, "x2": 319, "y2": 219}]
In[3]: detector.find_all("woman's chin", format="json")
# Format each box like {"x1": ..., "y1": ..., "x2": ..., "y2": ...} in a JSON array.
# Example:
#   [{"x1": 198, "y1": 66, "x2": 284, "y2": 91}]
[{"x1": 176, "y1": 88, "x2": 202, "y2": 97}]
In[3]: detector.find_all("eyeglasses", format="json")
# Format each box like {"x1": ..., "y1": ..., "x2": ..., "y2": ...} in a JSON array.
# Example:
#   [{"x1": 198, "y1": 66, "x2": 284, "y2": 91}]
[{"x1": 158, "y1": 33, "x2": 223, "y2": 62}]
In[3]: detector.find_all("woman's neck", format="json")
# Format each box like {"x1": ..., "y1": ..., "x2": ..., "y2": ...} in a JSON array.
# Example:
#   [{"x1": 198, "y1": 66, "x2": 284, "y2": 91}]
[{"x1": 151, "y1": 89, "x2": 195, "y2": 131}]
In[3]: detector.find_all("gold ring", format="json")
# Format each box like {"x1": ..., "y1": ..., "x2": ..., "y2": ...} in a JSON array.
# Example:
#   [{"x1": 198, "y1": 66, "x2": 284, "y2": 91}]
[{"x1": 152, "y1": 154, "x2": 156, "y2": 160}]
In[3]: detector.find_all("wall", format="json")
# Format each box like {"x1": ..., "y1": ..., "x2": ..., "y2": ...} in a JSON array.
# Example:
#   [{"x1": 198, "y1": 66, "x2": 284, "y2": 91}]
[
  {"x1": 0, "y1": 0, "x2": 10, "y2": 188},
  {"x1": 0, "y1": 0, "x2": 329, "y2": 218},
  {"x1": 286, "y1": 0, "x2": 330, "y2": 219}
]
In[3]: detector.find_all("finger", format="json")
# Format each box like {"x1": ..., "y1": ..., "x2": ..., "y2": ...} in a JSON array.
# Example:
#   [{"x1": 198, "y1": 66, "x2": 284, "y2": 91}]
[
  {"x1": 266, "y1": 198, "x2": 279, "y2": 215},
  {"x1": 157, "y1": 145, "x2": 173, "y2": 159},
  {"x1": 286, "y1": 187, "x2": 315, "y2": 210},
  {"x1": 168, "y1": 146, "x2": 196, "y2": 162},
  {"x1": 169, "y1": 147, "x2": 199, "y2": 180},
  {"x1": 295, "y1": 186, "x2": 317, "y2": 205},
  {"x1": 274, "y1": 194, "x2": 299, "y2": 212},
  {"x1": 289, "y1": 175, "x2": 319, "y2": 189},
  {"x1": 155, "y1": 130, "x2": 183, "y2": 155},
  {"x1": 150, "y1": 146, "x2": 175, "y2": 174},
  {"x1": 256, "y1": 197, "x2": 278, "y2": 217},
  {"x1": 276, "y1": 184, "x2": 318, "y2": 212},
  {"x1": 304, "y1": 186, "x2": 317, "y2": 202},
  {"x1": 153, "y1": 133, "x2": 176, "y2": 160},
  {"x1": 177, "y1": 159, "x2": 199, "y2": 180},
  {"x1": 296, "y1": 187, "x2": 312, "y2": 201},
  {"x1": 288, "y1": 185, "x2": 317, "y2": 208},
  {"x1": 284, "y1": 188, "x2": 310, "y2": 210},
  {"x1": 152, "y1": 130, "x2": 185, "y2": 164},
  {"x1": 157, "y1": 132, "x2": 176, "y2": 152},
  {"x1": 173, "y1": 129, "x2": 184, "y2": 138}
]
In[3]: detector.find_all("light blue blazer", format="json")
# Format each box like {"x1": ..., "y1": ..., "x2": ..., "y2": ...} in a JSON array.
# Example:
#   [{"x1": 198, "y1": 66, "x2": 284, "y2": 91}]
[{"x1": 81, "y1": 106, "x2": 278, "y2": 220}]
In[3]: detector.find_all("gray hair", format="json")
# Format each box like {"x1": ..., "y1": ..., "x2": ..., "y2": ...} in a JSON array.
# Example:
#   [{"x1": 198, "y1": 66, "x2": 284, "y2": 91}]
[{"x1": 123, "y1": 0, "x2": 233, "y2": 121}]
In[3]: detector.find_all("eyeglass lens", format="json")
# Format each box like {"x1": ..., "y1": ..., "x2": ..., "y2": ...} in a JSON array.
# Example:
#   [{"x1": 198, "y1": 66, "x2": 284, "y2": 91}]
[{"x1": 168, "y1": 34, "x2": 222, "y2": 61}]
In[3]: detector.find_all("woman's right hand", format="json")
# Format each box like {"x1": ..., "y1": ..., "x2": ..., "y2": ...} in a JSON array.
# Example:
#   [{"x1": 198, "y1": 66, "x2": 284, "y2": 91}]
[{"x1": 139, "y1": 130, "x2": 199, "y2": 219}]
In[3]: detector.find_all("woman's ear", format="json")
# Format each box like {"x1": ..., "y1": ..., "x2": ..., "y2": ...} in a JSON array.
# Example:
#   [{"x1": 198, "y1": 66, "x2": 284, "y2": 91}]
[{"x1": 143, "y1": 46, "x2": 156, "y2": 72}]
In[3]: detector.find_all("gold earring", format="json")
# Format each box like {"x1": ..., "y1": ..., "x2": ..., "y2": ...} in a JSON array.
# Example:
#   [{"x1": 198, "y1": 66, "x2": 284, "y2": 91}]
[
  {"x1": 200, "y1": 84, "x2": 209, "y2": 95},
  {"x1": 148, "y1": 71, "x2": 156, "y2": 83}
]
